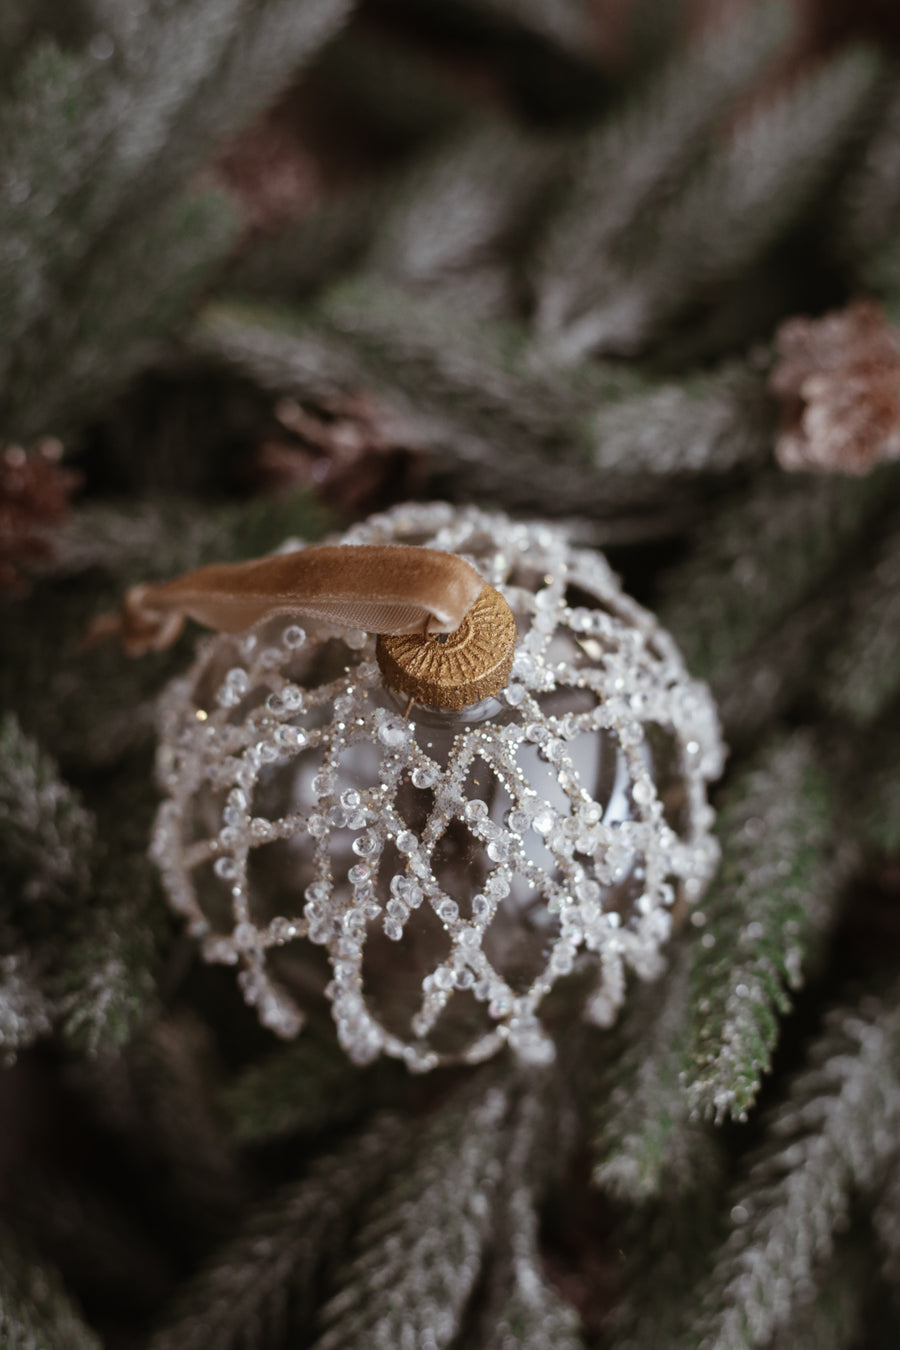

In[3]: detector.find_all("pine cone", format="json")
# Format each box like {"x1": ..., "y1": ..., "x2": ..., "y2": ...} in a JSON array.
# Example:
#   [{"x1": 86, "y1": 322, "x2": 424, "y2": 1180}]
[
  {"x1": 243, "y1": 393, "x2": 425, "y2": 517},
  {"x1": 0, "y1": 440, "x2": 81, "y2": 592},
  {"x1": 770, "y1": 299, "x2": 900, "y2": 474}
]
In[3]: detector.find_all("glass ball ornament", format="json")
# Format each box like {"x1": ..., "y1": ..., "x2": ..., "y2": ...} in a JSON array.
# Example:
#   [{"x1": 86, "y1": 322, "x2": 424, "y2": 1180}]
[{"x1": 151, "y1": 503, "x2": 724, "y2": 1071}]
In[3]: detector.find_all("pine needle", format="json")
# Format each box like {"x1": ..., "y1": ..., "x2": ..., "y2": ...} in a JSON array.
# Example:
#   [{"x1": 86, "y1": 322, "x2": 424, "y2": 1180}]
[
  {"x1": 683, "y1": 734, "x2": 840, "y2": 1123},
  {"x1": 0, "y1": 1226, "x2": 102, "y2": 1350},
  {"x1": 680, "y1": 982, "x2": 900, "y2": 1349},
  {"x1": 312, "y1": 1072, "x2": 512, "y2": 1350},
  {"x1": 147, "y1": 1113, "x2": 405, "y2": 1350}
]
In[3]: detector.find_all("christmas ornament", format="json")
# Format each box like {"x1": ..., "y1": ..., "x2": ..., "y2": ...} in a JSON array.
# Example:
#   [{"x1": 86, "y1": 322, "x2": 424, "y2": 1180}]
[{"x1": 151, "y1": 503, "x2": 724, "y2": 1071}]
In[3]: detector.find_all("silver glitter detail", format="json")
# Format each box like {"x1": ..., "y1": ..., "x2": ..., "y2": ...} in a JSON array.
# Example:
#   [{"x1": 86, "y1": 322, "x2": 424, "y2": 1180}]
[{"x1": 151, "y1": 504, "x2": 724, "y2": 1071}]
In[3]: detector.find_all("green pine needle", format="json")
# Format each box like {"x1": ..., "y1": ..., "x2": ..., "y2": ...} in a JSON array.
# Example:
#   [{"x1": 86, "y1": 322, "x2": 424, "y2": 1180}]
[
  {"x1": 0, "y1": 1226, "x2": 101, "y2": 1350},
  {"x1": 590, "y1": 939, "x2": 710, "y2": 1200},
  {"x1": 683, "y1": 734, "x2": 839, "y2": 1123},
  {"x1": 0, "y1": 713, "x2": 94, "y2": 911},
  {"x1": 147, "y1": 1113, "x2": 405, "y2": 1350},
  {"x1": 681, "y1": 981, "x2": 900, "y2": 1349},
  {"x1": 473, "y1": 1085, "x2": 584, "y2": 1350},
  {"x1": 555, "y1": 44, "x2": 882, "y2": 358},
  {"x1": 532, "y1": 0, "x2": 790, "y2": 345},
  {"x1": 818, "y1": 513, "x2": 900, "y2": 725},
  {"x1": 855, "y1": 714, "x2": 900, "y2": 854},
  {"x1": 658, "y1": 468, "x2": 893, "y2": 688},
  {"x1": 220, "y1": 1031, "x2": 372, "y2": 1145},
  {"x1": 312, "y1": 1072, "x2": 512, "y2": 1350}
]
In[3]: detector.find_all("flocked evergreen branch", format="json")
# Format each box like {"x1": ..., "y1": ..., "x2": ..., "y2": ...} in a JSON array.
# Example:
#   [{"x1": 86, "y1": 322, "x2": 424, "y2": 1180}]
[
  {"x1": 470, "y1": 1083, "x2": 584, "y2": 1350},
  {"x1": 0, "y1": 1224, "x2": 101, "y2": 1350},
  {"x1": 148, "y1": 0, "x2": 352, "y2": 203},
  {"x1": 56, "y1": 846, "x2": 165, "y2": 1057},
  {"x1": 303, "y1": 279, "x2": 610, "y2": 461},
  {"x1": 714, "y1": 589, "x2": 839, "y2": 745},
  {"x1": 0, "y1": 951, "x2": 55, "y2": 1060},
  {"x1": 531, "y1": 0, "x2": 788, "y2": 342},
  {"x1": 606, "y1": 1140, "x2": 726, "y2": 1350},
  {"x1": 549, "y1": 45, "x2": 882, "y2": 360},
  {"x1": 832, "y1": 72, "x2": 900, "y2": 271},
  {"x1": 657, "y1": 467, "x2": 894, "y2": 689},
  {"x1": 198, "y1": 295, "x2": 772, "y2": 519},
  {"x1": 679, "y1": 982, "x2": 900, "y2": 1350},
  {"x1": 872, "y1": 1154, "x2": 900, "y2": 1317},
  {"x1": 367, "y1": 121, "x2": 556, "y2": 308},
  {"x1": 5, "y1": 1166, "x2": 171, "y2": 1321},
  {"x1": 855, "y1": 714, "x2": 900, "y2": 853},
  {"x1": 55, "y1": 884, "x2": 162, "y2": 1057},
  {"x1": 12, "y1": 189, "x2": 238, "y2": 441},
  {"x1": 196, "y1": 291, "x2": 632, "y2": 515},
  {"x1": 0, "y1": 714, "x2": 94, "y2": 1056},
  {"x1": 147, "y1": 1112, "x2": 404, "y2": 1350},
  {"x1": 817, "y1": 511, "x2": 900, "y2": 725},
  {"x1": 112, "y1": 1015, "x2": 244, "y2": 1234},
  {"x1": 2, "y1": 0, "x2": 350, "y2": 300},
  {"x1": 312, "y1": 1071, "x2": 512, "y2": 1350},
  {"x1": 586, "y1": 361, "x2": 773, "y2": 482},
  {"x1": 0, "y1": 0, "x2": 354, "y2": 439},
  {"x1": 683, "y1": 734, "x2": 838, "y2": 1123},
  {"x1": 763, "y1": 1241, "x2": 872, "y2": 1350},
  {"x1": 220, "y1": 1029, "x2": 373, "y2": 1145},
  {"x1": 0, "y1": 712, "x2": 94, "y2": 912},
  {"x1": 589, "y1": 938, "x2": 708, "y2": 1201},
  {"x1": 451, "y1": 0, "x2": 602, "y2": 60}
]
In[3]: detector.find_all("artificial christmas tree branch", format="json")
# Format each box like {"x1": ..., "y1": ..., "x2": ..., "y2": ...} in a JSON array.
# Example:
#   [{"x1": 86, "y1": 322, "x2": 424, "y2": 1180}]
[{"x1": 679, "y1": 981, "x2": 900, "y2": 1350}]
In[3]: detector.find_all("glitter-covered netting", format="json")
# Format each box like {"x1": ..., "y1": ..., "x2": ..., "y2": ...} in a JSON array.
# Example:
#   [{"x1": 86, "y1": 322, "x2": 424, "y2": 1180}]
[{"x1": 152, "y1": 504, "x2": 724, "y2": 1071}]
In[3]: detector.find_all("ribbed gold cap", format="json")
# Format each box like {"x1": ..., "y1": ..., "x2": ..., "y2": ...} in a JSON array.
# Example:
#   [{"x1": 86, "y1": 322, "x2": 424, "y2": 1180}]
[{"x1": 375, "y1": 584, "x2": 517, "y2": 710}]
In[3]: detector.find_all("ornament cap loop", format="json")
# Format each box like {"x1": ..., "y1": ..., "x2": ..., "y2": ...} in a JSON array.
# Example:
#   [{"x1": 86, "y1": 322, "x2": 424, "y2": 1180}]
[{"x1": 376, "y1": 584, "x2": 517, "y2": 710}]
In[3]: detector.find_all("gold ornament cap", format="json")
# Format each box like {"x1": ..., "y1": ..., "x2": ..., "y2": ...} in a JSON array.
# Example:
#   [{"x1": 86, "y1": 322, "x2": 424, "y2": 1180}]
[{"x1": 376, "y1": 584, "x2": 517, "y2": 710}]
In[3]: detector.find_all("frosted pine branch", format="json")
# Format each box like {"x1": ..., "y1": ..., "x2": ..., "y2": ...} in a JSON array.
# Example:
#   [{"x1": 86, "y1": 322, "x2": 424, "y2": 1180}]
[
  {"x1": 473, "y1": 1086, "x2": 584, "y2": 1350},
  {"x1": 683, "y1": 735, "x2": 838, "y2": 1123},
  {"x1": 832, "y1": 74, "x2": 900, "y2": 266},
  {"x1": 872, "y1": 1154, "x2": 900, "y2": 1316},
  {"x1": 607, "y1": 1143, "x2": 726, "y2": 1350},
  {"x1": 369, "y1": 122, "x2": 555, "y2": 305},
  {"x1": 658, "y1": 468, "x2": 891, "y2": 687},
  {"x1": 532, "y1": 1, "x2": 788, "y2": 341},
  {"x1": 312, "y1": 1073, "x2": 512, "y2": 1350},
  {"x1": 818, "y1": 513, "x2": 900, "y2": 725},
  {"x1": 148, "y1": 1114, "x2": 404, "y2": 1350},
  {"x1": 555, "y1": 46, "x2": 881, "y2": 359},
  {"x1": 199, "y1": 298, "x2": 772, "y2": 519},
  {"x1": 56, "y1": 780, "x2": 167, "y2": 1056},
  {"x1": 0, "y1": 0, "x2": 354, "y2": 439},
  {"x1": 591, "y1": 940, "x2": 709, "y2": 1200},
  {"x1": 16, "y1": 189, "x2": 237, "y2": 438},
  {"x1": 0, "y1": 713, "x2": 94, "y2": 909},
  {"x1": 587, "y1": 363, "x2": 772, "y2": 479},
  {"x1": 855, "y1": 713, "x2": 900, "y2": 853},
  {"x1": 682, "y1": 984, "x2": 900, "y2": 1350},
  {"x1": 764, "y1": 1244, "x2": 870, "y2": 1350},
  {"x1": 220, "y1": 1031, "x2": 372, "y2": 1145},
  {"x1": 0, "y1": 1226, "x2": 101, "y2": 1350},
  {"x1": 0, "y1": 951, "x2": 55, "y2": 1057}
]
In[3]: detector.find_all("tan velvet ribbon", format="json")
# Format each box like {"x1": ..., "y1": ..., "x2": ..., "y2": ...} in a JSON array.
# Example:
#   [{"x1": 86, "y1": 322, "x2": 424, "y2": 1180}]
[{"x1": 88, "y1": 544, "x2": 486, "y2": 656}]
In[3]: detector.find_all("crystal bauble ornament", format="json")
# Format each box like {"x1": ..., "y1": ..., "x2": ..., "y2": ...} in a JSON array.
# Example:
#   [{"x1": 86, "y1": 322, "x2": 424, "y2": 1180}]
[{"x1": 152, "y1": 503, "x2": 724, "y2": 1071}]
